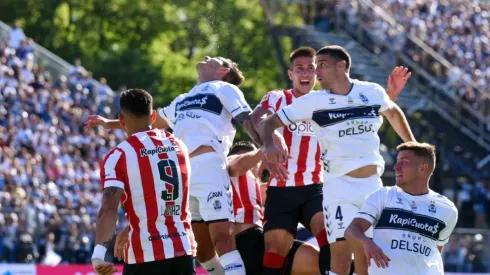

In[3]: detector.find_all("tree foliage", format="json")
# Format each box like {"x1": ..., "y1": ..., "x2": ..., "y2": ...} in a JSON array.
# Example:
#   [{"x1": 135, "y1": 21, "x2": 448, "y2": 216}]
[{"x1": 0, "y1": 0, "x2": 305, "y2": 140}]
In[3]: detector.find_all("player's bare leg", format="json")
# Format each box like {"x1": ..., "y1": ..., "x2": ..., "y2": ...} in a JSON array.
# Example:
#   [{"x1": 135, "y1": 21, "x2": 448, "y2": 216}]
[
  {"x1": 263, "y1": 229, "x2": 294, "y2": 275},
  {"x1": 330, "y1": 241, "x2": 353, "y2": 275},
  {"x1": 209, "y1": 221, "x2": 246, "y2": 275},
  {"x1": 192, "y1": 222, "x2": 225, "y2": 275},
  {"x1": 291, "y1": 242, "x2": 320, "y2": 275},
  {"x1": 309, "y1": 212, "x2": 330, "y2": 274}
]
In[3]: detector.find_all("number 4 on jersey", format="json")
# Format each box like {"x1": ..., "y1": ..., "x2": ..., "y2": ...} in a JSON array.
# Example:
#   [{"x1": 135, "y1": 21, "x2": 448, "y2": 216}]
[
  {"x1": 335, "y1": 206, "x2": 343, "y2": 221},
  {"x1": 158, "y1": 159, "x2": 179, "y2": 201}
]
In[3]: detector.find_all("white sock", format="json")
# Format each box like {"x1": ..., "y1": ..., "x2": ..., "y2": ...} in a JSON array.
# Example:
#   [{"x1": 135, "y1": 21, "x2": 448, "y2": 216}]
[
  {"x1": 201, "y1": 255, "x2": 225, "y2": 275},
  {"x1": 219, "y1": 250, "x2": 246, "y2": 275}
]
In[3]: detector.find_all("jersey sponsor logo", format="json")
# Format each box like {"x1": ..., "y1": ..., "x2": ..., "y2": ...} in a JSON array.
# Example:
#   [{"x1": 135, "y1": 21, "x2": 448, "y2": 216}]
[
  {"x1": 391, "y1": 239, "x2": 432, "y2": 256},
  {"x1": 375, "y1": 208, "x2": 446, "y2": 240},
  {"x1": 288, "y1": 120, "x2": 315, "y2": 136},
  {"x1": 140, "y1": 146, "x2": 176, "y2": 157},
  {"x1": 338, "y1": 123, "x2": 375, "y2": 137},
  {"x1": 148, "y1": 231, "x2": 187, "y2": 241},
  {"x1": 207, "y1": 191, "x2": 223, "y2": 203},
  {"x1": 312, "y1": 105, "x2": 381, "y2": 127},
  {"x1": 175, "y1": 93, "x2": 223, "y2": 115}
]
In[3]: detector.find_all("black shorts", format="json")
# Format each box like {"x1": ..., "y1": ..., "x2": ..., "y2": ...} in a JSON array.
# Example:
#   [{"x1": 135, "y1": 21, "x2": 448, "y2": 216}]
[
  {"x1": 123, "y1": 255, "x2": 196, "y2": 275},
  {"x1": 264, "y1": 184, "x2": 323, "y2": 234}
]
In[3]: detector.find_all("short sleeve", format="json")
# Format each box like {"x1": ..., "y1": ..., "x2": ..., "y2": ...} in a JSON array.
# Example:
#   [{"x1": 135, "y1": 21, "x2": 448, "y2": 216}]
[
  {"x1": 158, "y1": 95, "x2": 185, "y2": 128},
  {"x1": 260, "y1": 91, "x2": 283, "y2": 114},
  {"x1": 216, "y1": 84, "x2": 252, "y2": 117},
  {"x1": 375, "y1": 84, "x2": 395, "y2": 112},
  {"x1": 100, "y1": 148, "x2": 126, "y2": 190},
  {"x1": 437, "y1": 208, "x2": 458, "y2": 246},
  {"x1": 276, "y1": 93, "x2": 317, "y2": 126},
  {"x1": 355, "y1": 187, "x2": 388, "y2": 224}
]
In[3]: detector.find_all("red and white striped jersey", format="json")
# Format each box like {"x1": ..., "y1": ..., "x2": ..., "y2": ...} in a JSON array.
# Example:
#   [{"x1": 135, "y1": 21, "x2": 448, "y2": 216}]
[
  {"x1": 230, "y1": 171, "x2": 264, "y2": 227},
  {"x1": 100, "y1": 129, "x2": 196, "y2": 264},
  {"x1": 260, "y1": 89, "x2": 323, "y2": 187}
]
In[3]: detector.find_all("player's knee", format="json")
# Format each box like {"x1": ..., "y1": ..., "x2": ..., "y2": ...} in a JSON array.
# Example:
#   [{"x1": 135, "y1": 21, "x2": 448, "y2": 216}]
[
  {"x1": 264, "y1": 229, "x2": 293, "y2": 256},
  {"x1": 330, "y1": 242, "x2": 353, "y2": 273},
  {"x1": 209, "y1": 222, "x2": 235, "y2": 254}
]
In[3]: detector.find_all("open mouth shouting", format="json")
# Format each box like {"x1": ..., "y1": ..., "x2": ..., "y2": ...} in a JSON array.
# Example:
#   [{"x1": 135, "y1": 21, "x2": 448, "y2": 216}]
[{"x1": 299, "y1": 79, "x2": 311, "y2": 87}]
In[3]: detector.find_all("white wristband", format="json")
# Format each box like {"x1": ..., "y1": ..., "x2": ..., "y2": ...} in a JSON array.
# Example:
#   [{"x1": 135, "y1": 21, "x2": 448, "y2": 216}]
[{"x1": 92, "y1": 244, "x2": 107, "y2": 260}]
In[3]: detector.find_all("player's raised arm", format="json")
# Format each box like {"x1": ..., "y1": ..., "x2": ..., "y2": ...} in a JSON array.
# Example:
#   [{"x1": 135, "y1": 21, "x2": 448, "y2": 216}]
[
  {"x1": 258, "y1": 93, "x2": 317, "y2": 163},
  {"x1": 85, "y1": 111, "x2": 169, "y2": 131},
  {"x1": 387, "y1": 66, "x2": 411, "y2": 102},
  {"x1": 376, "y1": 84, "x2": 416, "y2": 143},
  {"x1": 227, "y1": 148, "x2": 262, "y2": 177}
]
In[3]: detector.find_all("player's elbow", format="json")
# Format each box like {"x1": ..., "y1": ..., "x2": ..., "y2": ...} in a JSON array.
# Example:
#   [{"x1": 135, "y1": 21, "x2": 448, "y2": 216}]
[{"x1": 228, "y1": 164, "x2": 244, "y2": 177}]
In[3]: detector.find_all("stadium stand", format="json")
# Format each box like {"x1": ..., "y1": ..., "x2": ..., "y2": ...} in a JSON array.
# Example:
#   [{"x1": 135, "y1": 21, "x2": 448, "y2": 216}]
[{"x1": 2, "y1": 0, "x2": 490, "y2": 271}]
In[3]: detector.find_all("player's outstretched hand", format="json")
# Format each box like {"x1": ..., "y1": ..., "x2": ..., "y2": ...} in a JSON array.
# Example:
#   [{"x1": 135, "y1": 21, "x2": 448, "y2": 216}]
[
  {"x1": 387, "y1": 66, "x2": 411, "y2": 102},
  {"x1": 363, "y1": 239, "x2": 391, "y2": 269},
  {"x1": 258, "y1": 157, "x2": 289, "y2": 182},
  {"x1": 84, "y1": 115, "x2": 111, "y2": 131},
  {"x1": 114, "y1": 226, "x2": 130, "y2": 262},
  {"x1": 262, "y1": 144, "x2": 287, "y2": 164},
  {"x1": 92, "y1": 258, "x2": 117, "y2": 275},
  {"x1": 272, "y1": 131, "x2": 289, "y2": 157}
]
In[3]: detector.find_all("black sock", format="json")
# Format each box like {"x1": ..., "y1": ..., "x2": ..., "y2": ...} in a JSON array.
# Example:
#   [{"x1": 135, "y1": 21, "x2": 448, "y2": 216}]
[{"x1": 236, "y1": 226, "x2": 264, "y2": 275}]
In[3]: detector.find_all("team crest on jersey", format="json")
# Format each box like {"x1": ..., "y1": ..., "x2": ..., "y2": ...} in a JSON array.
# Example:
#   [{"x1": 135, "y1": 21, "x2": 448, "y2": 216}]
[
  {"x1": 429, "y1": 201, "x2": 437, "y2": 213},
  {"x1": 359, "y1": 93, "x2": 369, "y2": 104},
  {"x1": 213, "y1": 200, "x2": 222, "y2": 212}
]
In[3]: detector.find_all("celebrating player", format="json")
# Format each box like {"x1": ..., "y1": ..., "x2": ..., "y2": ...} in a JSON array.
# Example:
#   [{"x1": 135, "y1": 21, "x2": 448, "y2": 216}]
[
  {"x1": 259, "y1": 45, "x2": 416, "y2": 275},
  {"x1": 345, "y1": 142, "x2": 458, "y2": 274},
  {"x1": 251, "y1": 47, "x2": 330, "y2": 275},
  {"x1": 91, "y1": 89, "x2": 195, "y2": 275}
]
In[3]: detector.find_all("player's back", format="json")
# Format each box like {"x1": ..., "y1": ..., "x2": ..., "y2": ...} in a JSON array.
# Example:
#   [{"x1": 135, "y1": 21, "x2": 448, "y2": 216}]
[
  {"x1": 106, "y1": 129, "x2": 195, "y2": 264},
  {"x1": 159, "y1": 80, "x2": 251, "y2": 158}
]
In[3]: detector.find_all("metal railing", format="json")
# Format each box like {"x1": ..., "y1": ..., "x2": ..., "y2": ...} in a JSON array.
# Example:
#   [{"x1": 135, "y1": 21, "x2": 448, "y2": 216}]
[{"x1": 333, "y1": 0, "x2": 490, "y2": 153}]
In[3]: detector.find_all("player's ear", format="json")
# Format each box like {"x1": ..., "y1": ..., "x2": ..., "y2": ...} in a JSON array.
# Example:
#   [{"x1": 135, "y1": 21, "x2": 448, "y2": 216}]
[
  {"x1": 118, "y1": 113, "x2": 125, "y2": 127},
  {"x1": 150, "y1": 110, "x2": 157, "y2": 124},
  {"x1": 288, "y1": 69, "x2": 294, "y2": 81},
  {"x1": 338, "y1": 60, "x2": 346, "y2": 70},
  {"x1": 219, "y1": 67, "x2": 231, "y2": 77}
]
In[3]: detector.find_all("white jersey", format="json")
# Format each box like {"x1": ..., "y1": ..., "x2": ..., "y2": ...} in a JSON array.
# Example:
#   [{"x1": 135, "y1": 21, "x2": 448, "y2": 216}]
[
  {"x1": 276, "y1": 79, "x2": 393, "y2": 180},
  {"x1": 356, "y1": 186, "x2": 458, "y2": 275},
  {"x1": 158, "y1": 80, "x2": 251, "y2": 158}
]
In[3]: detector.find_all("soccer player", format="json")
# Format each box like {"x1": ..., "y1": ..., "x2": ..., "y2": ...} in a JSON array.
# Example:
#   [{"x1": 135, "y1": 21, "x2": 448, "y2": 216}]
[
  {"x1": 251, "y1": 47, "x2": 330, "y2": 275},
  {"x1": 228, "y1": 141, "x2": 323, "y2": 275},
  {"x1": 86, "y1": 56, "x2": 267, "y2": 275},
  {"x1": 345, "y1": 142, "x2": 458, "y2": 275},
  {"x1": 259, "y1": 45, "x2": 416, "y2": 275},
  {"x1": 91, "y1": 89, "x2": 196, "y2": 275}
]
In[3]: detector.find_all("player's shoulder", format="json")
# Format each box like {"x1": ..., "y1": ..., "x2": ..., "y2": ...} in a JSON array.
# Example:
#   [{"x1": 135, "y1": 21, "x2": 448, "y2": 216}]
[
  {"x1": 428, "y1": 189, "x2": 458, "y2": 212},
  {"x1": 213, "y1": 80, "x2": 240, "y2": 92},
  {"x1": 352, "y1": 79, "x2": 385, "y2": 94}
]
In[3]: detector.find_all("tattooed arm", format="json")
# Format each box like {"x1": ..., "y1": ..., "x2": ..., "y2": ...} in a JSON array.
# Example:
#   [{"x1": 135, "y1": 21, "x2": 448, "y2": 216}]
[
  {"x1": 95, "y1": 187, "x2": 124, "y2": 249},
  {"x1": 235, "y1": 112, "x2": 262, "y2": 146}
]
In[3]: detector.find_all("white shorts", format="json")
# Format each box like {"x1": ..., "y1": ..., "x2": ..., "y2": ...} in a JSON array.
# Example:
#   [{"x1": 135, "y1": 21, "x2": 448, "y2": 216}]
[
  {"x1": 189, "y1": 152, "x2": 234, "y2": 222},
  {"x1": 323, "y1": 174, "x2": 382, "y2": 243}
]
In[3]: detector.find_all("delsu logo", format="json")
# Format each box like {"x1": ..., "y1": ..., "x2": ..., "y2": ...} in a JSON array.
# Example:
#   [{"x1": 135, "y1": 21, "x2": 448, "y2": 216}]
[{"x1": 288, "y1": 120, "x2": 315, "y2": 136}]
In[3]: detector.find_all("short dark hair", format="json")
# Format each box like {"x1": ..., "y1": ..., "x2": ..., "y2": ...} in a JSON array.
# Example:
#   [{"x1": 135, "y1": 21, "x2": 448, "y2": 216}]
[
  {"x1": 316, "y1": 45, "x2": 351, "y2": 72},
  {"x1": 229, "y1": 141, "x2": 257, "y2": 156},
  {"x1": 120, "y1": 89, "x2": 153, "y2": 117},
  {"x1": 396, "y1": 142, "x2": 436, "y2": 173},
  {"x1": 218, "y1": 57, "x2": 245, "y2": 86},
  {"x1": 289, "y1": 47, "x2": 316, "y2": 65}
]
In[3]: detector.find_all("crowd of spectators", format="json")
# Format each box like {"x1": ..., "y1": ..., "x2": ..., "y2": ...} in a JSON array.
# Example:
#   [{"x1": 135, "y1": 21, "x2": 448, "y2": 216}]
[
  {"x1": 0, "y1": 21, "x2": 127, "y2": 264},
  {"x1": 334, "y1": 0, "x2": 490, "y2": 128}
]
